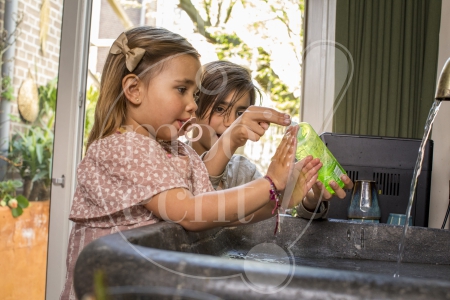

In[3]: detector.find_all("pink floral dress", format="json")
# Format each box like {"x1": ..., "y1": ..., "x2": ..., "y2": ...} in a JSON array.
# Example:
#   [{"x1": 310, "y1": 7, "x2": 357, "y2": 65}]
[{"x1": 60, "y1": 131, "x2": 214, "y2": 300}]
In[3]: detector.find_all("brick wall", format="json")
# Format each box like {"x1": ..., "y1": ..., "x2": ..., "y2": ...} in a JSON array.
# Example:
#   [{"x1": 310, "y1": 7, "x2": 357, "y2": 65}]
[
  {"x1": 7, "y1": 0, "x2": 63, "y2": 132},
  {"x1": 13, "y1": 0, "x2": 63, "y2": 89}
]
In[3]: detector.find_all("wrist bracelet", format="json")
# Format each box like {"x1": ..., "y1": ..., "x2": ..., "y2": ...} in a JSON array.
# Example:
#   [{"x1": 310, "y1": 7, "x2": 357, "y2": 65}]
[{"x1": 264, "y1": 175, "x2": 282, "y2": 234}]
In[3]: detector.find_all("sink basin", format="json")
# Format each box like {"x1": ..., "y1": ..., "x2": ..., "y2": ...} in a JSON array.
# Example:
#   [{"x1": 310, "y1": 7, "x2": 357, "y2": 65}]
[{"x1": 74, "y1": 216, "x2": 450, "y2": 299}]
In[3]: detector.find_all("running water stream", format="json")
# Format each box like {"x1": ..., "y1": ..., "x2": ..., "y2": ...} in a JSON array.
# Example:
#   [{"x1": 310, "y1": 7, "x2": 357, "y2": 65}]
[{"x1": 394, "y1": 100, "x2": 442, "y2": 277}]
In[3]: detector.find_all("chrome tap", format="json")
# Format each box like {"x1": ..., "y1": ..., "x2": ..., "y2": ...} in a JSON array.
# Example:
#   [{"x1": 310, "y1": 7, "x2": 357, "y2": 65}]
[{"x1": 435, "y1": 58, "x2": 450, "y2": 101}]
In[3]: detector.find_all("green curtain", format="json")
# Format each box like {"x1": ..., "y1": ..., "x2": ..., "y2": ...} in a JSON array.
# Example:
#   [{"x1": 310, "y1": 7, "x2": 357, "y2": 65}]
[{"x1": 333, "y1": 0, "x2": 442, "y2": 138}]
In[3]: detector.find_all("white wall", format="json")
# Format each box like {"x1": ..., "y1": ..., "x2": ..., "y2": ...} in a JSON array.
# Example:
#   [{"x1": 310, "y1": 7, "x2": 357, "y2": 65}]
[
  {"x1": 429, "y1": 0, "x2": 450, "y2": 229},
  {"x1": 301, "y1": 0, "x2": 336, "y2": 133}
]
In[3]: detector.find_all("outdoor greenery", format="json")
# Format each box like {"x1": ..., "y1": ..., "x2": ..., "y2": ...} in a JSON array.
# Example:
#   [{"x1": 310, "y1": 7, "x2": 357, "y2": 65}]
[
  {"x1": 175, "y1": 0, "x2": 303, "y2": 172},
  {"x1": 0, "y1": 180, "x2": 29, "y2": 217},
  {"x1": 37, "y1": 77, "x2": 57, "y2": 124},
  {"x1": 178, "y1": 0, "x2": 303, "y2": 115},
  {"x1": 9, "y1": 124, "x2": 54, "y2": 201},
  {"x1": 1, "y1": 76, "x2": 14, "y2": 102},
  {"x1": 0, "y1": 11, "x2": 29, "y2": 217},
  {"x1": 7, "y1": 78, "x2": 56, "y2": 204}
]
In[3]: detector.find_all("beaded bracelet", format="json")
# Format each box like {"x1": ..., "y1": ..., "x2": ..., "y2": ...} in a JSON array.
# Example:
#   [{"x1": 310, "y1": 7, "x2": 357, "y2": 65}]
[{"x1": 264, "y1": 175, "x2": 282, "y2": 234}]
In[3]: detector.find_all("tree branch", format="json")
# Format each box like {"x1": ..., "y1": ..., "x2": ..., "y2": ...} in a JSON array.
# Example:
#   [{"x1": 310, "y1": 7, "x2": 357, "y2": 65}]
[
  {"x1": 107, "y1": 0, "x2": 134, "y2": 29},
  {"x1": 177, "y1": 0, "x2": 299, "y2": 114},
  {"x1": 203, "y1": 0, "x2": 212, "y2": 26},
  {"x1": 215, "y1": 0, "x2": 223, "y2": 27},
  {"x1": 223, "y1": 0, "x2": 237, "y2": 24},
  {"x1": 224, "y1": 0, "x2": 237, "y2": 23},
  {"x1": 0, "y1": 11, "x2": 23, "y2": 68},
  {"x1": 254, "y1": 47, "x2": 298, "y2": 112},
  {"x1": 178, "y1": 0, "x2": 215, "y2": 42},
  {"x1": 264, "y1": 0, "x2": 301, "y2": 65},
  {"x1": 0, "y1": 155, "x2": 22, "y2": 167},
  {"x1": 179, "y1": 0, "x2": 211, "y2": 27}
]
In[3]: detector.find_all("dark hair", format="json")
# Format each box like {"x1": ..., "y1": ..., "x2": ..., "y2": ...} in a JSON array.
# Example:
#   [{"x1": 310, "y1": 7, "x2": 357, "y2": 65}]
[
  {"x1": 87, "y1": 26, "x2": 200, "y2": 149},
  {"x1": 196, "y1": 61, "x2": 261, "y2": 122}
]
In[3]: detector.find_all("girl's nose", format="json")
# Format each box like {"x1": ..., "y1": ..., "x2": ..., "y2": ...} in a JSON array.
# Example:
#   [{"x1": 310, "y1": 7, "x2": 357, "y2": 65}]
[{"x1": 186, "y1": 95, "x2": 198, "y2": 114}]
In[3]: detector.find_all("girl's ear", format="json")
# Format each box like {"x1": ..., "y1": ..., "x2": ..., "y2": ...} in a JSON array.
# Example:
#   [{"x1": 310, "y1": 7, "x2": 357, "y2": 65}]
[{"x1": 122, "y1": 74, "x2": 142, "y2": 105}]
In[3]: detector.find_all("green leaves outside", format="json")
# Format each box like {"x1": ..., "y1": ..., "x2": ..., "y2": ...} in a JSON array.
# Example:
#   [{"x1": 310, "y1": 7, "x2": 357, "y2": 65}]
[{"x1": 0, "y1": 181, "x2": 29, "y2": 218}]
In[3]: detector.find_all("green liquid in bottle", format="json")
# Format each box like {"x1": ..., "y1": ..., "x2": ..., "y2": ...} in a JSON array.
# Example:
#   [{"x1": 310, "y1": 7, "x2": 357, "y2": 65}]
[{"x1": 293, "y1": 122, "x2": 346, "y2": 195}]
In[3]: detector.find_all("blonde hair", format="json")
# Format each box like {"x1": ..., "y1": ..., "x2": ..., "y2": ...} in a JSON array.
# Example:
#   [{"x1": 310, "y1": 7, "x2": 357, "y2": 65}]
[{"x1": 86, "y1": 26, "x2": 200, "y2": 149}]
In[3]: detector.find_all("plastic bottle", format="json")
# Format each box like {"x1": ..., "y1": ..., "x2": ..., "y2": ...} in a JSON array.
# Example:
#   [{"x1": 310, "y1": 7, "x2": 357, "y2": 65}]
[{"x1": 292, "y1": 122, "x2": 346, "y2": 195}]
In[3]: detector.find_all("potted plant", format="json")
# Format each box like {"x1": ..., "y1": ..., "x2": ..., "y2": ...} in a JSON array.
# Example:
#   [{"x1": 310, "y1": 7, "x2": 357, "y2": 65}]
[
  {"x1": 0, "y1": 76, "x2": 54, "y2": 300},
  {"x1": 8, "y1": 125, "x2": 53, "y2": 201},
  {"x1": 8, "y1": 78, "x2": 55, "y2": 201}
]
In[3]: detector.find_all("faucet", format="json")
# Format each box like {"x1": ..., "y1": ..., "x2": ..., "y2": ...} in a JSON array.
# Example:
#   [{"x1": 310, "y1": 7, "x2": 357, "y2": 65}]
[
  {"x1": 436, "y1": 58, "x2": 450, "y2": 229},
  {"x1": 435, "y1": 58, "x2": 450, "y2": 101}
]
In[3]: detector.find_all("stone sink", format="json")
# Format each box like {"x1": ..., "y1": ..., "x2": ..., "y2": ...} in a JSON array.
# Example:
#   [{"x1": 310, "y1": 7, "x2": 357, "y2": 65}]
[{"x1": 74, "y1": 216, "x2": 450, "y2": 299}]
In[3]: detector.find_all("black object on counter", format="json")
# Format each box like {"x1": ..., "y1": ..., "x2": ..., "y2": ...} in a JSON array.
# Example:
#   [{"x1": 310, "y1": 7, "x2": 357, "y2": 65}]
[{"x1": 320, "y1": 133, "x2": 433, "y2": 227}]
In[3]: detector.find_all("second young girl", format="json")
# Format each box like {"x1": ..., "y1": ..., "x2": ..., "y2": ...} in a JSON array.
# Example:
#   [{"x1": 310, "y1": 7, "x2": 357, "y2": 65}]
[{"x1": 191, "y1": 60, "x2": 353, "y2": 219}]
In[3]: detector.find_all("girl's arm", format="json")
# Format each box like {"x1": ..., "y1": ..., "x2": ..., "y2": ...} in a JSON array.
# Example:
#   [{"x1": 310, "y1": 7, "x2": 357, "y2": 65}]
[
  {"x1": 144, "y1": 178, "x2": 272, "y2": 231},
  {"x1": 225, "y1": 156, "x2": 322, "y2": 225},
  {"x1": 144, "y1": 126, "x2": 320, "y2": 231},
  {"x1": 202, "y1": 106, "x2": 291, "y2": 176}
]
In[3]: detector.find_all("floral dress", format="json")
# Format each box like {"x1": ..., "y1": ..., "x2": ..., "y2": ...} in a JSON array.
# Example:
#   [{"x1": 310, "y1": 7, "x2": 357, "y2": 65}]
[{"x1": 60, "y1": 131, "x2": 214, "y2": 300}]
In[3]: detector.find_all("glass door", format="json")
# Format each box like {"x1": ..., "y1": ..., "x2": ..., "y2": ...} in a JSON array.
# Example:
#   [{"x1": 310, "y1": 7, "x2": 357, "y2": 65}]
[{"x1": 0, "y1": 0, "x2": 69, "y2": 299}]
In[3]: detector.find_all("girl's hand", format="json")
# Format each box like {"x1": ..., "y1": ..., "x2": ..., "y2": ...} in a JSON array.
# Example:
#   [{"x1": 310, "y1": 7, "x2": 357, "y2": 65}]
[
  {"x1": 203, "y1": 106, "x2": 290, "y2": 177},
  {"x1": 302, "y1": 174, "x2": 353, "y2": 211},
  {"x1": 283, "y1": 156, "x2": 322, "y2": 209},
  {"x1": 223, "y1": 106, "x2": 291, "y2": 150},
  {"x1": 265, "y1": 125, "x2": 298, "y2": 191}
]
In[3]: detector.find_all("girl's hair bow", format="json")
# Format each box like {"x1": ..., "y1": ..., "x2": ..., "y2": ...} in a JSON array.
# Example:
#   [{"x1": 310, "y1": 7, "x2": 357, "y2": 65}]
[{"x1": 110, "y1": 32, "x2": 145, "y2": 72}]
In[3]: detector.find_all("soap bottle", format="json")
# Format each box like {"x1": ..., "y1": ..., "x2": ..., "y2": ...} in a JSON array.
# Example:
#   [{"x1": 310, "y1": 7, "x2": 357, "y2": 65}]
[{"x1": 291, "y1": 122, "x2": 347, "y2": 195}]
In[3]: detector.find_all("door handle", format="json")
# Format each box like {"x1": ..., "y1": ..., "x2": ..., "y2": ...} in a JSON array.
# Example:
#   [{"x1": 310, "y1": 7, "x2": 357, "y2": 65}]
[{"x1": 52, "y1": 175, "x2": 65, "y2": 188}]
